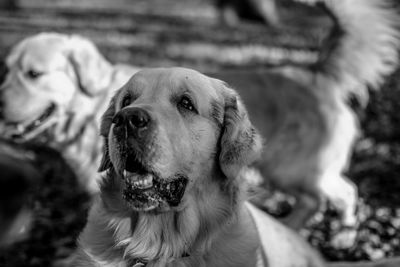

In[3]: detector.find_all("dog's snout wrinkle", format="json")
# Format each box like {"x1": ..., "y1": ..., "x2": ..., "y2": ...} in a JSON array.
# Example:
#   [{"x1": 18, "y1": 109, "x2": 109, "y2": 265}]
[{"x1": 112, "y1": 112, "x2": 125, "y2": 127}]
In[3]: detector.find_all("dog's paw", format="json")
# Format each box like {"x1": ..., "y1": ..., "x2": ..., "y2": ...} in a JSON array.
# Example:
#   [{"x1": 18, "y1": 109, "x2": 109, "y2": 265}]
[{"x1": 330, "y1": 227, "x2": 357, "y2": 249}]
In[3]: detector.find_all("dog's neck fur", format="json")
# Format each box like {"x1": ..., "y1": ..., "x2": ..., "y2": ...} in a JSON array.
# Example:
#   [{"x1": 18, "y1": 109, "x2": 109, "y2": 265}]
[{"x1": 78, "y1": 169, "x2": 259, "y2": 267}]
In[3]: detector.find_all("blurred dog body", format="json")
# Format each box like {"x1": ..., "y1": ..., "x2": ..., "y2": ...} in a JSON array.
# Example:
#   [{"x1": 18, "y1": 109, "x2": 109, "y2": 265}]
[
  {"x1": 74, "y1": 67, "x2": 400, "y2": 267},
  {"x1": 211, "y1": 0, "x2": 400, "y2": 230},
  {"x1": 0, "y1": 33, "x2": 140, "y2": 192}
]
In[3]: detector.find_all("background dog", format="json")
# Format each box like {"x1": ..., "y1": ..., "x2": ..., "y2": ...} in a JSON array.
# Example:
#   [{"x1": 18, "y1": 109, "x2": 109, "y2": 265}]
[
  {"x1": 74, "y1": 67, "x2": 400, "y2": 267},
  {"x1": 211, "y1": 0, "x2": 400, "y2": 236},
  {"x1": 0, "y1": 32, "x2": 139, "y2": 192}
]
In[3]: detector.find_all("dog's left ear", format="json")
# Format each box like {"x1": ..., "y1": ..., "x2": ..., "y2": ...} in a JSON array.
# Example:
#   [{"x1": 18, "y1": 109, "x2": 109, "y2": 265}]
[
  {"x1": 217, "y1": 80, "x2": 263, "y2": 180},
  {"x1": 67, "y1": 35, "x2": 113, "y2": 97},
  {"x1": 98, "y1": 94, "x2": 118, "y2": 172}
]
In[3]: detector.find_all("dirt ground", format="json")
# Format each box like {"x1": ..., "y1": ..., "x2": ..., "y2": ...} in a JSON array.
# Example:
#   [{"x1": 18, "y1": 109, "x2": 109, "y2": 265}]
[{"x1": 0, "y1": 0, "x2": 399, "y2": 266}]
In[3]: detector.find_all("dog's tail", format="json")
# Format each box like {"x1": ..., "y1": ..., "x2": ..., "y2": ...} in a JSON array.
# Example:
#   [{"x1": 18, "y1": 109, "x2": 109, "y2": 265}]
[
  {"x1": 327, "y1": 256, "x2": 400, "y2": 267},
  {"x1": 312, "y1": 0, "x2": 400, "y2": 104}
]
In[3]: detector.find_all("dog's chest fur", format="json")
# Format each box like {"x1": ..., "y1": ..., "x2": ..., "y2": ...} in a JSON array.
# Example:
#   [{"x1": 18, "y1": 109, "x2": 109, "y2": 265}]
[{"x1": 78, "y1": 195, "x2": 259, "y2": 267}]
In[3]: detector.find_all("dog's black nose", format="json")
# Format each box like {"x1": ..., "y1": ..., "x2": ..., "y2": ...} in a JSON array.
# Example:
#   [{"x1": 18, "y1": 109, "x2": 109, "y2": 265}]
[{"x1": 112, "y1": 107, "x2": 152, "y2": 138}]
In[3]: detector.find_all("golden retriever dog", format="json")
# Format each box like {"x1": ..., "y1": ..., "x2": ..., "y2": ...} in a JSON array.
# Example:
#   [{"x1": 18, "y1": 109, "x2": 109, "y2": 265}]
[
  {"x1": 73, "y1": 67, "x2": 400, "y2": 267},
  {"x1": 0, "y1": 33, "x2": 139, "y2": 192},
  {"x1": 210, "y1": 0, "x2": 400, "y2": 234}
]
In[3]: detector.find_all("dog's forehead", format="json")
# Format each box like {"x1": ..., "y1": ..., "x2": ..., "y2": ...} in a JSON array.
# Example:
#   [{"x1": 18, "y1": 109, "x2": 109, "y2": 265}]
[
  {"x1": 8, "y1": 35, "x2": 67, "y2": 68},
  {"x1": 125, "y1": 67, "x2": 220, "y2": 100}
]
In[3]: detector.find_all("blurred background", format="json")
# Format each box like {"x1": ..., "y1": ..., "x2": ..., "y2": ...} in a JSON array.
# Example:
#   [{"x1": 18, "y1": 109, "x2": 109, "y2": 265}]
[{"x1": 0, "y1": 0, "x2": 399, "y2": 266}]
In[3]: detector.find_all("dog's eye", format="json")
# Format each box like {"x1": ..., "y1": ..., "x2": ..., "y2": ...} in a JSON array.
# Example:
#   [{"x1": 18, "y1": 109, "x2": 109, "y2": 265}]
[
  {"x1": 121, "y1": 95, "x2": 132, "y2": 108},
  {"x1": 178, "y1": 95, "x2": 197, "y2": 113},
  {"x1": 26, "y1": 69, "x2": 43, "y2": 79}
]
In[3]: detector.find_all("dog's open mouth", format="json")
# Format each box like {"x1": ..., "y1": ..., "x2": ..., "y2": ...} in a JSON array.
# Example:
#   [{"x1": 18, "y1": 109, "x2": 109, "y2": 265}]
[
  {"x1": 122, "y1": 154, "x2": 188, "y2": 212},
  {"x1": 3, "y1": 103, "x2": 57, "y2": 140}
]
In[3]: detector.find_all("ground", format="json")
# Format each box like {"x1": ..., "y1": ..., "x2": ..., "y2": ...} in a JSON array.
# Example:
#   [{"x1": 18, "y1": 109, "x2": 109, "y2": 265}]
[{"x1": 0, "y1": 0, "x2": 399, "y2": 266}]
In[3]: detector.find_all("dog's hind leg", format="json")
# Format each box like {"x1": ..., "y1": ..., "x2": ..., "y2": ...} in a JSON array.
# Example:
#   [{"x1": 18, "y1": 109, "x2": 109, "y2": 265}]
[
  {"x1": 318, "y1": 173, "x2": 358, "y2": 248},
  {"x1": 280, "y1": 173, "x2": 357, "y2": 240},
  {"x1": 319, "y1": 174, "x2": 358, "y2": 227}
]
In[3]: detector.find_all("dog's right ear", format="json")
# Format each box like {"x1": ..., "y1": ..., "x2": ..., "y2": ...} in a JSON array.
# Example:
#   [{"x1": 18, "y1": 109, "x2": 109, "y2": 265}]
[
  {"x1": 98, "y1": 94, "x2": 117, "y2": 172},
  {"x1": 67, "y1": 35, "x2": 113, "y2": 97},
  {"x1": 215, "y1": 80, "x2": 263, "y2": 181}
]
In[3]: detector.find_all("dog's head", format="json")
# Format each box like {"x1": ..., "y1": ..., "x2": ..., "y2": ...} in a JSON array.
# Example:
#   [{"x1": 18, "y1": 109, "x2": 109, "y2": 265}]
[
  {"x1": 0, "y1": 32, "x2": 113, "y2": 141},
  {"x1": 99, "y1": 67, "x2": 262, "y2": 213}
]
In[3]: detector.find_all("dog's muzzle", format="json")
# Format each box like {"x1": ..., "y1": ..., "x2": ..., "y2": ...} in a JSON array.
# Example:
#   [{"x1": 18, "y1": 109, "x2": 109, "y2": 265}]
[
  {"x1": 0, "y1": 103, "x2": 57, "y2": 141},
  {"x1": 122, "y1": 169, "x2": 188, "y2": 211},
  {"x1": 111, "y1": 107, "x2": 188, "y2": 212}
]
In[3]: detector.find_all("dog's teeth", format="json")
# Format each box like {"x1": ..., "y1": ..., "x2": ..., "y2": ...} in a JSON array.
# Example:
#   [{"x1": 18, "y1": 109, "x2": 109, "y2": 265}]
[
  {"x1": 130, "y1": 174, "x2": 154, "y2": 189},
  {"x1": 123, "y1": 170, "x2": 127, "y2": 178},
  {"x1": 145, "y1": 175, "x2": 153, "y2": 188},
  {"x1": 144, "y1": 177, "x2": 151, "y2": 187}
]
